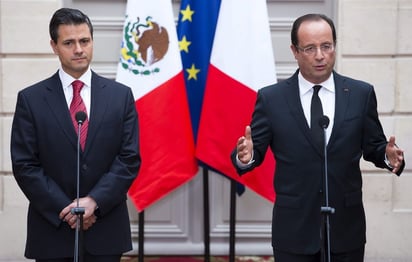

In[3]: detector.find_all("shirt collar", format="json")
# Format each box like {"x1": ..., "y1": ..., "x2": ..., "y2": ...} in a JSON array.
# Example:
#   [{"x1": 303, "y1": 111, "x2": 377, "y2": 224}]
[
  {"x1": 59, "y1": 67, "x2": 92, "y2": 90},
  {"x1": 298, "y1": 71, "x2": 335, "y2": 96}
]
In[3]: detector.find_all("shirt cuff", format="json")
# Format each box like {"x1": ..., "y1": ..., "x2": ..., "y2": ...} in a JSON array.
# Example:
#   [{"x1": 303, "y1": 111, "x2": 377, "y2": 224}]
[
  {"x1": 236, "y1": 152, "x2": 255, "y2": 169},
  {"x1": 384, "y1": 154, "x2": 393, "y2": 169}
]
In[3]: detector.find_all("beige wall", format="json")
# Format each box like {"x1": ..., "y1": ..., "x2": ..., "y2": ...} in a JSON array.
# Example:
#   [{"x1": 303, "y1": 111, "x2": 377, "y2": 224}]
[
  {"x1": 0, "y1": 0, "x2": 411, "y2": 260},
  {"x1": 0, "y1": 0, "x2": 61, "y2": 260},
  {"x1": 337, "y1": 0, "x2": 412, "y2": 259}
]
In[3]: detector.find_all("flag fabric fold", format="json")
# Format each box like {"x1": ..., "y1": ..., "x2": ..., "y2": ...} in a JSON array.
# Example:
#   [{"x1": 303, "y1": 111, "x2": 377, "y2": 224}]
[
  {"x1": 116, "y1": 0, "x2": 198, "y2": 212},
  {"x1": 195, "y1": 0, "x2": 277, "y2": 202}
]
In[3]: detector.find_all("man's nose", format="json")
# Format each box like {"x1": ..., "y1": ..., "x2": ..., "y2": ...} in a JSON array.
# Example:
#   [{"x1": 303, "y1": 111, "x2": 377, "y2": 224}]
[{"x1": 74, "y1": 42, "x2": 83, "y2": 53}]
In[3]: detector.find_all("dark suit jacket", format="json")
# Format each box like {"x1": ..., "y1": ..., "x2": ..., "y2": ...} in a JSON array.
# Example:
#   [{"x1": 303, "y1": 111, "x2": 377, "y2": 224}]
[
  {"x1": 11, "y1": 71, "x2": 141, "y2": 259},
  {"x1": 231, "y1": 70, "x2": 404, "y2": 254}
]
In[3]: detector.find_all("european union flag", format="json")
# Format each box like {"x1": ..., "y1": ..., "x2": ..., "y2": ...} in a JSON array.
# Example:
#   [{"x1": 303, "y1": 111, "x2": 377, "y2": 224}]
[
  {"x1": 177, "y1": 0, "x2": 221, "y2": 140},
  {"x1": 177, "y1": 0, "x2": 245, "y2": 196}
]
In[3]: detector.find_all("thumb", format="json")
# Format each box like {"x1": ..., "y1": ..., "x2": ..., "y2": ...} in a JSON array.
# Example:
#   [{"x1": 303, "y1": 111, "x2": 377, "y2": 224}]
[
  {"x1": 245, "y1": 126, "x2": 252, "y2": 140},
  {"x1": 388, "y1": 136, "x2": 396, "y2": 146}
]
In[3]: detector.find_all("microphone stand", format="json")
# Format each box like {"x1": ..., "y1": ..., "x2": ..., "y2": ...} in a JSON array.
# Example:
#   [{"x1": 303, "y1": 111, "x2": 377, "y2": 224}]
[
  {"x1": 72, "y1": 113, "x2": 86, "y2": 262},
  {"x1": 319, "y1": 116, "x2": 334, "y2": 262}
]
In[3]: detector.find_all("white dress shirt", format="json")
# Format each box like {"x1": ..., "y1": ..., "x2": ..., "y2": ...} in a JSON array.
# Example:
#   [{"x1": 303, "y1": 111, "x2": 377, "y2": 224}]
[
  {"x1": 59, "y1": 67, "x2": 92, "y2": 117},
  {"x1": 298, "y1": 72, "x2": 335, "y2": 144}
]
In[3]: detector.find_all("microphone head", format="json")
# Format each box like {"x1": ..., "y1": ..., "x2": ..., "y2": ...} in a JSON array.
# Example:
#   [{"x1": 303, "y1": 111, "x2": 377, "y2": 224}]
[
  {"x1": 75, "y1": 111, "x2": 87, "y2": 124},
  {"x1": 319, "y1": 115, "x2": 330, "y2": 129}
]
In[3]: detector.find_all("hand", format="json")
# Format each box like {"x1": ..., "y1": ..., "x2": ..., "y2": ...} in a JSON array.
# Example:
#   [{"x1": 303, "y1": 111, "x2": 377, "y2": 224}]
[
  {"x1": 237, "y1": 126, "x2": 254, "y2": 164},
  {"x1": 59, "y1": 196, "x2": 98, "y2": 230},
  {"x1": 385, "y1": 136, "x2": 404, "y2": 174},
  {"x1": 83, "y1": 215, "x2": 97, "y2": 230},
  {"x1": 63, "y1": 214, "x2": 96, "y2": 230}
]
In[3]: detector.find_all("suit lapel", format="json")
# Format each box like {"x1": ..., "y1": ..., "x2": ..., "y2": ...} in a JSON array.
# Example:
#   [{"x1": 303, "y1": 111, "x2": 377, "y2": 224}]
[
  {"x1": 284, "y1": 77, "x2": 310, "y2": 131},
  {"x1": 284, "y1": 71, "x2": 323, "y2": 155},
  {"x1": 43, "y1": 73, "x2": 78, "y2": 149},
  {"x1": 328, "y1": 73, "x2": 350, "y2": 147},
  {"x1": 83, "y1": 72, "x2": 109, "y2": 155}
]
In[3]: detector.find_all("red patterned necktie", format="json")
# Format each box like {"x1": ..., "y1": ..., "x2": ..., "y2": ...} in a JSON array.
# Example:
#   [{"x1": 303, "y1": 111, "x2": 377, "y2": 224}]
[{"x1": 70, "y1": 80, "x2": 88, "y2": 150}]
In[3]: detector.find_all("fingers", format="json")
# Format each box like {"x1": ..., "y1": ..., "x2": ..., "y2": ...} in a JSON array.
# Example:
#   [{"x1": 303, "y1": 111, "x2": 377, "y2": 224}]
[
  {"x1": 60, "y1": 197, "x2": 98, "y2": 230},
  {"x1": 80, "y1": 196, "x2": 98, "y2": 218},
  {"x1": 83, "y1": 215, "x2": 97, "y2": 230},
  {"x1": 60, "y1": 205, "x2": 80, "y2": 229},
  {"x1": 391, "y1": 159, "x2": 403, "y2": 174},
  {"x1": 237, "y1": 126, "x2": 252, "y2": 147},
  {"x1": 60, "y1": 202, "x2": 76, "y2": 225},
  {"x1": 59, "y1": 203, "x2": 74, "y2": 220},
  {"x1": 67, "y1": 197, "x2": 97, "y2": 219},
  {"x1": 66, "y1": 214, "x2": 78, "y2": 229},
  {"x1": 388, "y1": 136, "x2": 396, "y2": 146},
  {"x1": 65, "y1": 214, "x2": 97, "y2": 230},
  {"x1": 237, "y1": 125, "x2": 253, "y2": 164},
  {"x1": 386, "y1": 136, "x2": 404, "y2": 174},
  {"x1": 245, "y1": 126, "x2": 252, "y2": 140},
  {"x1": 391, "y1": 149, "x2": 404, "y2": 174}
]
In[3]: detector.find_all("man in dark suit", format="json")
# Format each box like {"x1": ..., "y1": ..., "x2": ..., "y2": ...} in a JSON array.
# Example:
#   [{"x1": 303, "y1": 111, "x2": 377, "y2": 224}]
[
  {"x1": 232, "y1": 14, "x2": 405, "y2": 262},
  {"x1": 10, "y1": 8, "x2": 140, "y2": 262}
]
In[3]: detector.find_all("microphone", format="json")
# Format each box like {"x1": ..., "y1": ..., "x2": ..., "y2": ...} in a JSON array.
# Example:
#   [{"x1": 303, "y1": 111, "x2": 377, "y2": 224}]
[
  {"x1": 319, "y1": 115, "x2": 330, "y2": 129},
  {"x1": 319, "y1": 114, "x2": 334, "y2": 262},
  {"x1": 75, "y1": 111, "x2": 87, "y2": 125},
  {"x1": 72, "y1": 111, "x2": 86, "y2": 262}
]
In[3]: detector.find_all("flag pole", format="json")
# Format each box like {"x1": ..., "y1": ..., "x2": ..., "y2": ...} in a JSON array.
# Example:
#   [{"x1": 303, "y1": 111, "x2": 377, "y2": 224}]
[
  {"x1": 229, "y1": 179, "x2": 237, "y2": 262},
  {"x1": 203, "y1": 168, "x2": 211, "y2": 262},
  {"x1": 138, "y1": 211, "x2": 144, "y2": 261}
]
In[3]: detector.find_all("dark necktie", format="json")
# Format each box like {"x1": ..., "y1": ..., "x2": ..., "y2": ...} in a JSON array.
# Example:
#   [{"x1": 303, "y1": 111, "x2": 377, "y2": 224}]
[
  {"x1": 70, "y1": 80, "x2": 88, "y2": 150},
  {"x1": 311, "y1": 85, "x2": 324, "y2": 149}
]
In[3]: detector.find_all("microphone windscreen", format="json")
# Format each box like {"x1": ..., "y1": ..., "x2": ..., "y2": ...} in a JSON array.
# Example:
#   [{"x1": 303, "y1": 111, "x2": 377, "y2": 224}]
[
  {"x1": 75, "y1": 111, "x2": 87, "y2": 123},
  {"x1": 319, "y1": 115, "x2": 330, "y2": 129}
]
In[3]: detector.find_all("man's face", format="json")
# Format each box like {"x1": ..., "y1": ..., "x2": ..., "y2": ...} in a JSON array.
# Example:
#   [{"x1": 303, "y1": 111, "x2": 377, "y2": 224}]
[
  {"x1": 290, "y1": 19, "x2": 336, "y2": 84},
  {"x1": 50, "y1": 23, "x2": 93, "y2": 79}
]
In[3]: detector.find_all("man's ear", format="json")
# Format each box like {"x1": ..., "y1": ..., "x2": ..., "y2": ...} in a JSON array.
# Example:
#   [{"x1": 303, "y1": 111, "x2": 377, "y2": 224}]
[
  {"x1": 50, "y1": 39, "x2": 58, "y2": 55},
  {"x1": 290, "y1": 44, "x2": 298, "y2": 59}
]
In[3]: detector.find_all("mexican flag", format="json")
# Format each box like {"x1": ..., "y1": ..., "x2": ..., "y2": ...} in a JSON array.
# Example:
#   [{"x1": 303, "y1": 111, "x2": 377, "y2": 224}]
[{"x1": 116, "y1": 0, "x2": 198, "y2": 211}]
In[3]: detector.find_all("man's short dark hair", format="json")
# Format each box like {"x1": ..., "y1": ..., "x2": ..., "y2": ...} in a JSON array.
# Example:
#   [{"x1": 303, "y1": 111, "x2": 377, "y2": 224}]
[
  {"x1": 49, "y1": 8, "x2": 93, "y2": 43},
  {"x1": 291, "y1": 13, "x2": 336, "y2": 47}
]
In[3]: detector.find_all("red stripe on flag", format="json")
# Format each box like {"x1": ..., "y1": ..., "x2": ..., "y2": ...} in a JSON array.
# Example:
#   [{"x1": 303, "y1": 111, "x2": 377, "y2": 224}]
[
  {"x1": 128, "y1": 72, "x2": 198, "y2": 211},
  {"x1": 196, "y1": 65, "x2": 275, "y2": 202}
]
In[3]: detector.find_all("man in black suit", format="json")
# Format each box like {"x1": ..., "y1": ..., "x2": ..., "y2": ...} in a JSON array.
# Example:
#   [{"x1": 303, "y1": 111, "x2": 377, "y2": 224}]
[
  {"x1": 232, "y1": 14, "x2": 405, "y2": 262},
  {"x1": 10, "y1": 8, "x2": 140, "y2": 261}
]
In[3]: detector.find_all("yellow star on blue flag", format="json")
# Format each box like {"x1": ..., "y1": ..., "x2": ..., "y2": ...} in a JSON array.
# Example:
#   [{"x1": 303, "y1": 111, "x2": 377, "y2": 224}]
[{"x1": 177, "y1": 0, "x2": 221, "y2": 139}]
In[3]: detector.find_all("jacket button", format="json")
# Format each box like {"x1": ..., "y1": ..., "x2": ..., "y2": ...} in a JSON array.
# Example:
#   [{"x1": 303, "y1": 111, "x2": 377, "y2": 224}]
[{"x1": 81, "y1": 164, "x2": 88, "y2": 171}]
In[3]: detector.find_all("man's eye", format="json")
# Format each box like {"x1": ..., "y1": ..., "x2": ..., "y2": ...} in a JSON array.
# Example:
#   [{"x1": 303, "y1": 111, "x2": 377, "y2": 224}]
[
  {"x1": 322, "y1": 45, "x2": 331, "y2": 50},
  {"x1": 305, "y1": 47, "x2": 315, "y2": 53}
]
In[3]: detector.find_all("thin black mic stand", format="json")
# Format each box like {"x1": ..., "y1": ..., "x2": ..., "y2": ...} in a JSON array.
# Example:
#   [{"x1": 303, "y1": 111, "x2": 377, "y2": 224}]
[
  {"x1": 72, "y1": 111, "x2": 87, "y2": 262},
  {"x1": 319, "y1": 116, "x2": 334, "y2": 262}
]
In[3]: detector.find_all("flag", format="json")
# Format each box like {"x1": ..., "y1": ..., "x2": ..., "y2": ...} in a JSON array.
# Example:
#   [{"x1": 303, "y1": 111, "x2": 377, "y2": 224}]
[
  {"x1": 177, "y1": 0, "x2": 221, "y2": 139},
  {"x1": 177, "y1": 0, "x2": 247, "y2": 196},
  {"x1": 116, "y1": 0, "x2": 198, "y2": 212},
  {"x1": 196, "y1": 0, "x2": 277, "y2": 202}
]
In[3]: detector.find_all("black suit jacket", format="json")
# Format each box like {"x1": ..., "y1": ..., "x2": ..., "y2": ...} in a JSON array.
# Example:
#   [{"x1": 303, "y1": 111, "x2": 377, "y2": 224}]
[
  {"x1": 11, "y1": 71, "x2": 140, "y2": 259},
  {"x1": 232, "y1": 70, "x2": 404, "y2": 254}
]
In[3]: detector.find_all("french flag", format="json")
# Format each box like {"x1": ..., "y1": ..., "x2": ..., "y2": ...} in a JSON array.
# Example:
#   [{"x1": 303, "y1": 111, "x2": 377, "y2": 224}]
[
  {"x1": 196, "y1": 0, "x2": 277, "y2": 202},
  {"x1": 116, "y1": 0, "x2": 198, "y2": 212}
]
